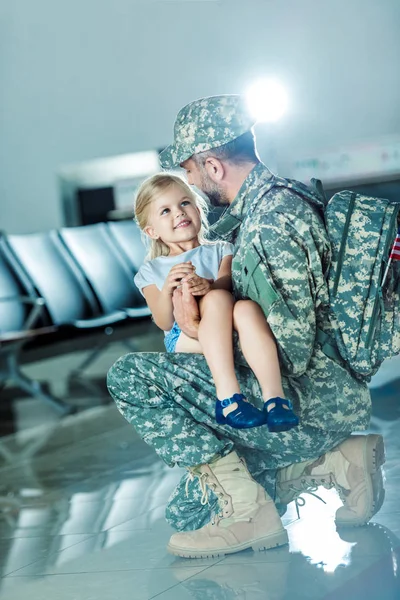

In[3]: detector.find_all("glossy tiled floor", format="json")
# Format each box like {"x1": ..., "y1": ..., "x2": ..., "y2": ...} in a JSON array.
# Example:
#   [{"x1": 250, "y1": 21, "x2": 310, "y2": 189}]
[{"x1": 0, "y1": 325, "x2": 399, "y2": 599}]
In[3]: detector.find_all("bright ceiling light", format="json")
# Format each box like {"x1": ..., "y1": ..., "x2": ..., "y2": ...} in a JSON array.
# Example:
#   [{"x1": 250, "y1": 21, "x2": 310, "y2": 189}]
[{"x1": 246, "y1": 79, "x2": 288, "y2": 123}]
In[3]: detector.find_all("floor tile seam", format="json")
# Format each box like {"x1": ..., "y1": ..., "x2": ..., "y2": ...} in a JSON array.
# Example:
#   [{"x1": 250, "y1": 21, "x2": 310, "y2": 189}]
[
  {"x1": 30, "y1": 490, "x2": 164, "y2": 506},
  {"x1": 0, "y1": 475, "x2": 118, "y2": 498},
  {"x1": 147, "y1": 560, "x2": 227, "y2": 600},
  {"x1": 147, "y1": 562, "x2": 225, "y2": 600},
  {"x1": 0, "y1": 414, "x2": 129, "y2": 447},
  {"x1": 6, "y1": 426, "x2": 134, "y2": 458},
  {"x1": 0, "y1": 532, "x2": 102, "y2": 541},
  {"x1": 42, "y1": 460, "x2": 158, "y2": 484},
  {"x1": 147, "y1": 581, "x2": 194, "y2": 600},
  {"x1": 36, "y1": 492, "x2": 167, "y2": 504},
  {"x1": 213, "y1": 550, "x2": 399, "y2": 567},
  {"x1": 1, "y1": 512, "x2": 170, "y2": 574},
  {"x1": 0, "y1": 450, "x2": 152, "y2": 480},
  {"x1": 1, "y1": 532, "x2": 99, "y2": 577},
  {"x1": 0, "y1": 424, "x2": 135, "y2": 465},
  {"x1": 5, "y1": 565, "x2": 213, "y2": 578},
  {"x1": 0, "y1": 460, "x2": 127, "y2": 487},
  {"x1": 102, "y1": 526, "x2": 158, "y2": 533},
  {"x1": 0, "y1": 452, "x2": 116, "y2": 476},
  {"x1": 216, "y1": 553, "x2": 294, "y2": 566},
  {"x1": 282, "y1": 517, "x2": 300, "y2": 527},
  {"x1": 0, "y1": 419, "x2": 142, "y2": 446},
  {"x1": 0, "y1": 500, "x2": 165, "y2": 540},
  {"x1": 16, "y1": 490, "x2": 168, "y2": 509},
  {"x1": 106, "y1": 503, "x2": 169, "y2": 531},
  {"x1": 0, "y1": 527, "x2": 154, "y2": 542}
]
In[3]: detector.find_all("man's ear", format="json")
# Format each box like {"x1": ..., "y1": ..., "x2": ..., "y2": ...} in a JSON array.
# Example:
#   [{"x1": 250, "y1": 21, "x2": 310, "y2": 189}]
[
  {"x1": 144, "y1": 225, "x2": 159, "y2": 240},
  {"x1": 204, "y1": 157, "x2": 225, "y2": 183}
]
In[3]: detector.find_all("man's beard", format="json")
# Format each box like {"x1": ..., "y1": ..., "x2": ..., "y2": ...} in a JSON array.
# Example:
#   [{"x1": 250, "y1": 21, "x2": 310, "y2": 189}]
[
  {"x1": 204, "y1": 188, "x2": 229, "y2": 207},
  {"x1": 199, "y1": 172, "x2": 229, "y2": 207}
]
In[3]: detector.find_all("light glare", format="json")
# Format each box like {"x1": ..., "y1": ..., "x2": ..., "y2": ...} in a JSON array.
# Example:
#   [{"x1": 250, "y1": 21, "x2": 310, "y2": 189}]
[{"x1": 246, "y1": 79, "x2": 288, "y2": 123}]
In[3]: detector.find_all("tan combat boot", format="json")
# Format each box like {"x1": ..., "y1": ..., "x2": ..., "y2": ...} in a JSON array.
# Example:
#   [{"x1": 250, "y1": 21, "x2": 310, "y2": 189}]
[
  {"x1": 167, "y1": 451, "x2": 288, "y2": 558},
  {"x1": 276, "y1": 434, "x2": 385, "y2": 527}
]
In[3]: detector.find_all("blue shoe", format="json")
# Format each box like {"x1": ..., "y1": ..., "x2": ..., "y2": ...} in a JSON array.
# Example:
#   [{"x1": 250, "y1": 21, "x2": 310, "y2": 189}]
[
  {"x1": 264, "y1": 397, "x2": 299, "y2": 432},
  {"x1": 215, "y1": 393, "x2": 266, "y2": 429}
]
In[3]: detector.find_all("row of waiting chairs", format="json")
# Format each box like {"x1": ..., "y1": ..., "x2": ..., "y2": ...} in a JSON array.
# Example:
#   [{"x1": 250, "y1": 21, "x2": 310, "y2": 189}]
[{"x1": 0, "y1": 221, "x2": 150, "y2": 415}]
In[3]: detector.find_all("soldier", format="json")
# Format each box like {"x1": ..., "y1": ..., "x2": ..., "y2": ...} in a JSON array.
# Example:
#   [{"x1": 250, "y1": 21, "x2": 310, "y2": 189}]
[{"x1": 107, "y1": 95, "x2": 385, "y2": 558}]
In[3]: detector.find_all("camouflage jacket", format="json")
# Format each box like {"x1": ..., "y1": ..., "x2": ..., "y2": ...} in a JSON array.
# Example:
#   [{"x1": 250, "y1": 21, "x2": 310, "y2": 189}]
[{"x1": 211, "y1": 162, "x2": 371, "y2": 432}]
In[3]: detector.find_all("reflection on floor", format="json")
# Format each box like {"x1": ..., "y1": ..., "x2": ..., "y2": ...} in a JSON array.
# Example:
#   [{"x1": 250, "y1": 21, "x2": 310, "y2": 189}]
[{"x1": 0, "y1": 324, "x2": 399, "y2": 599}]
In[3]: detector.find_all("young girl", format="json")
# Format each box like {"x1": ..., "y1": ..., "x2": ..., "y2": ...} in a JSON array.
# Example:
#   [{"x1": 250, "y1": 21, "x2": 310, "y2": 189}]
[{"x1": 133, "y1": 173, "x2": 299, "y2": 432}]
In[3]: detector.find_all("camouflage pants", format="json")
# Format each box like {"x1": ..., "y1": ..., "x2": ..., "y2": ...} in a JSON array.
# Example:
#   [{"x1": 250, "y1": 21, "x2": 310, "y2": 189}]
[{"x1": 107, "y1": 351, "x2": 348, "y2": 532}]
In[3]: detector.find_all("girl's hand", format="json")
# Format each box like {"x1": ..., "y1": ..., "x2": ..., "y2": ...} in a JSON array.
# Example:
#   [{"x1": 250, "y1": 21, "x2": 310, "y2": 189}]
[
  {"x1": 182, "y1": 272, "x2": 214, "y2": 296},
  {"x1": 162, "y1": 262, "x2": 195, "y2": 295}
]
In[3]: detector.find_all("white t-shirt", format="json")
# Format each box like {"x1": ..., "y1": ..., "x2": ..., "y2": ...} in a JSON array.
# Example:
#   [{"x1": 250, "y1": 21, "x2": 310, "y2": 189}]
[{"x1": 134, "y1": 242, "x2": 234, "y2": 300}]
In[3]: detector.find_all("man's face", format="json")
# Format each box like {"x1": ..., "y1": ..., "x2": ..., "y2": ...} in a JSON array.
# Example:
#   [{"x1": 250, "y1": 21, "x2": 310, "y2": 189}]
[{"x1": 180, "y1": 158, "x2": 229, "y2": 207}]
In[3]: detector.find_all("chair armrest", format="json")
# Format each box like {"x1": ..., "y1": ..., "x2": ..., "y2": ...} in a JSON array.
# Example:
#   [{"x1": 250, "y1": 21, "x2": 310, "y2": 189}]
[{"x1": 1, "y1": 325, "x2": 57, "y2": 343}]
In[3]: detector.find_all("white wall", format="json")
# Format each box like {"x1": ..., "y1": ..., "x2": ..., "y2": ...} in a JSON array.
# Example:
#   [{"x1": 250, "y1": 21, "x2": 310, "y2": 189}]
[{"x1": 1, "y1": 0, "x2": 400, "y2": 233}]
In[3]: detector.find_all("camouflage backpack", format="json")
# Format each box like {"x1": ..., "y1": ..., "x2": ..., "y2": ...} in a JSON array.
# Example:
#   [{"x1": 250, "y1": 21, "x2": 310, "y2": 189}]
[
  {"x1": 314, "y1": 181, "x2": 400, "y2": 380},
  {"x1": 240, "y1": 175, "x2": 400, "y2": 381}
]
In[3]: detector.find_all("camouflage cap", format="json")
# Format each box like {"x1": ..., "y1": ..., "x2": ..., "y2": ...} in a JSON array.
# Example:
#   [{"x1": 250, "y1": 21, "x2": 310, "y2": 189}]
[{"x1": 159, "y1": 95, "x2": 256, "y2": 169}]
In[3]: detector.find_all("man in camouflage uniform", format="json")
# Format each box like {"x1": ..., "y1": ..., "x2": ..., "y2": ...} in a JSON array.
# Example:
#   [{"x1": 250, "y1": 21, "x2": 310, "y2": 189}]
[{"x1": 107, "y1": 95, "x2": 385, "y2": 558}]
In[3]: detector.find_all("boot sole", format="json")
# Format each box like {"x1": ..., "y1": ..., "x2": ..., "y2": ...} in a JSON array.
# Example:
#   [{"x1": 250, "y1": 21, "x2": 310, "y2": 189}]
[
  {"x1": 167, "y1": 528, "x2": 289, "y2": 559},
  {"x1": 335, "y1": 434, "x2": 386, "y2": 528}
]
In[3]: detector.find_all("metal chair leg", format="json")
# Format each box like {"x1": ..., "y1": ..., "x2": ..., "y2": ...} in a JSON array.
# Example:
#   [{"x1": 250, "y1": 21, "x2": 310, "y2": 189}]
[
  {"x1": 122, "y1": 339, "x2": 139, "y2": 353},
  {"x1": 69, "y1": 341, "x2": 108, "y2": 378},
  {"x1": 67, "y1": 372, "x2": 110, "y2": 403},
  {"x1": 2, "y1": 352, "x2": 75, "y2": 416}
]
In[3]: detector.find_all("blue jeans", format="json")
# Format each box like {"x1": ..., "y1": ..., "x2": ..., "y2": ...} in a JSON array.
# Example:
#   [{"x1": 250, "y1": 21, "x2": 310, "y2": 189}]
[{"x1": 164, "y1": 322, "x2": 181, "y2": 352}]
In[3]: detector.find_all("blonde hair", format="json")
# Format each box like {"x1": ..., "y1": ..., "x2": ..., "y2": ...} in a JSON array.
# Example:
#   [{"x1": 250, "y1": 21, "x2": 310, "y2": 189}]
[{"x1": 134, "y1": 173, "x2": 211, "y2": 260}]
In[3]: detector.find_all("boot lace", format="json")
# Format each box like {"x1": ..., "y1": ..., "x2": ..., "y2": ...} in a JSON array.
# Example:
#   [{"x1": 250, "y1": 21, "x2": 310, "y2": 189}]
[
  {"x1": 287, "y1": 477, "x2": 332, "y2": 519},
  {"x1": 185, "y1": 469, "x2": 229, "y2": 525},
  {"x1": 185, "y1": 470, "x2": 210, "y2": 506}
]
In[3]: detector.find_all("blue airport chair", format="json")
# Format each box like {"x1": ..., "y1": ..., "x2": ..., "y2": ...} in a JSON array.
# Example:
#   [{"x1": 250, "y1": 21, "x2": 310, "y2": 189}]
[
  {"x1": 106, "y1": 220, "x2": 147, "y2": 273},
  {"x1": 1, "y1": 231, "x2": 128, "y2": 382},
  {"x1": 57, "y1": 223, "x2": 150, "y2": 320},
  {"x1": 0, "y1": 242, "x2": 72, "y2": 414}
]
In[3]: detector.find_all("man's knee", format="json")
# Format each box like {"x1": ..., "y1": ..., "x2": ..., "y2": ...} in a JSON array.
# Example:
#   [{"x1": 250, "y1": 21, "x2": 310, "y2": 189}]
[
  {"x1": 107, "y1": 356, "x2": 124, "y2": 392},
  {"x1": 107, "y1": 353, "x2": 153, "y2": 406},
  {"x1": 108, "y1": 353, "x2": 141, "y2": 384}
]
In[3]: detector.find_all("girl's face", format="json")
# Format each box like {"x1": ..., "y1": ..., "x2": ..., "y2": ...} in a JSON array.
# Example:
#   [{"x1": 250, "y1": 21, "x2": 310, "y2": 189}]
[{"x1": 144, "y1": 184, "x2": 202, "y2": 247}]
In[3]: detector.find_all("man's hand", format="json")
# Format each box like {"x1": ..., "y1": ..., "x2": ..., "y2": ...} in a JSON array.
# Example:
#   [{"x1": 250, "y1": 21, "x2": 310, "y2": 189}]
[{"x1": 173, "y1": 281, "x2": 200, "y2": 339}]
